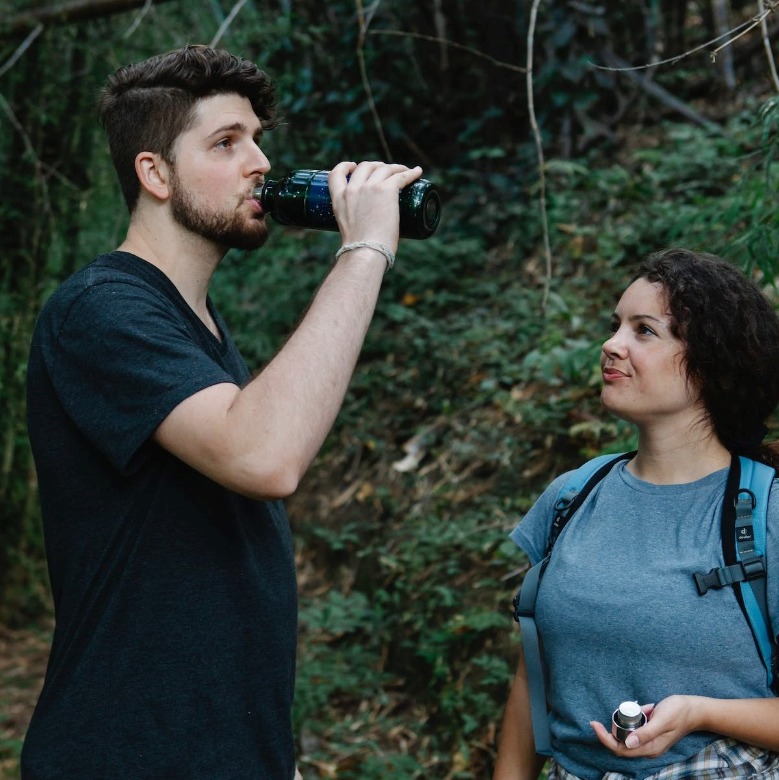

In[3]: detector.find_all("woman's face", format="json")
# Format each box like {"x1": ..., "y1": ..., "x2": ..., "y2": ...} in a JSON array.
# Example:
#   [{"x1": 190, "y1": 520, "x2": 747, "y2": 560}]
[{"x1": 600, "y1": 278, "x2": 702, "y2": 428}]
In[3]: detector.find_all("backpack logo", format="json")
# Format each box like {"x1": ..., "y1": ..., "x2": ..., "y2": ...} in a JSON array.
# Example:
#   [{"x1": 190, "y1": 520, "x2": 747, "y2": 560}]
[{"x1": 738, "y1": 526, "x2": 754, "y2": 543}]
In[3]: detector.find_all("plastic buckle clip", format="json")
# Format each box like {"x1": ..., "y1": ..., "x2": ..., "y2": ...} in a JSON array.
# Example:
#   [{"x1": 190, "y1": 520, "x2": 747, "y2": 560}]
[
  {"x1": 695, "y1": 567, "x2": 730, "y2": 595},
  {"x1": 742, "y1": 556, "x2": 766, "y2": 581},
  {"x1": 694, "y1": 557, "x2": 765, "y2": 595}
]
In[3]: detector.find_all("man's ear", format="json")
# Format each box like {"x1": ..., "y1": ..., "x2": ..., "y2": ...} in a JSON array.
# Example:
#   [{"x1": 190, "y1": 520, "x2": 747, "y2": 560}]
[{"x1": 135, "y1": 151, "x2": 171, "y2": 201}]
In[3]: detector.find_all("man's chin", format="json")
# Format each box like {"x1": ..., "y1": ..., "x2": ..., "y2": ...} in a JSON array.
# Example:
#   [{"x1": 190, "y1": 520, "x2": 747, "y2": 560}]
[
  {"x1": 234, "y1": 235, "x2": 268, "y2": 252},
  {"x1": 225, "y1": 225, "x2": 269, "y2": 252}
]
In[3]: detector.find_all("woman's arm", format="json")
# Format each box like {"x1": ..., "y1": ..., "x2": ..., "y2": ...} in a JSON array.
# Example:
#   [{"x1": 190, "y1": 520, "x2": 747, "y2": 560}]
[
  {"x1": 590, "y1": 694, "x2": 779, "y2": 758},
  {"x1": 493, "y1": 645, "x2": 548, "y2": 780}
]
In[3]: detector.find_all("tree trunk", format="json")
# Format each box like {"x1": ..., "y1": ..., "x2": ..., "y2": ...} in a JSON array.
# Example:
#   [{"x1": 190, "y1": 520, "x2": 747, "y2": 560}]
[{"x1": 0, "y1": 26, "x2": 96, "y2": 623}]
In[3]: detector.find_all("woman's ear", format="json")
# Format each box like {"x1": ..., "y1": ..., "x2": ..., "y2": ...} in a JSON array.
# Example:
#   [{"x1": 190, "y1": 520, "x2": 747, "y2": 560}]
[{"x1": 134, "y1": 151, "x2": 171, "y2": 202}]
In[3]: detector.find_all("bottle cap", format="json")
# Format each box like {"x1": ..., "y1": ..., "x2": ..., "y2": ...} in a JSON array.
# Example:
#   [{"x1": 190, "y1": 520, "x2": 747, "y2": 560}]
[
  {"x1": 611, "y1": 700, "x2": 647, "y2": 741},
  {"x1": 616, "y1": 701, "x2": 642, "y2": 726}
]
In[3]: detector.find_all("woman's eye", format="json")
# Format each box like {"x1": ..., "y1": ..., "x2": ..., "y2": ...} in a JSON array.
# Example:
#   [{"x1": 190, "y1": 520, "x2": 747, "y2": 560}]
[{"x1": 637, "y1": 323, "x2": 655, "y2": 336}]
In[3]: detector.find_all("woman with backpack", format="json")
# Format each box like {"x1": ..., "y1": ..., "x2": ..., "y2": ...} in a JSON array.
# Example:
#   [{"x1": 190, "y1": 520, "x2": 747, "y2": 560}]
[{"x1": 494, "y1": 248, "x2": 779, "y2": 780}]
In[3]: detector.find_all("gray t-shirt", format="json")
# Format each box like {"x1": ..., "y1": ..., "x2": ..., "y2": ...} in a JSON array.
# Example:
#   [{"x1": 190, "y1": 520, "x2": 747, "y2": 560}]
[{"x1": 510, "y1": 459, "x2": 778, "y2": 780}]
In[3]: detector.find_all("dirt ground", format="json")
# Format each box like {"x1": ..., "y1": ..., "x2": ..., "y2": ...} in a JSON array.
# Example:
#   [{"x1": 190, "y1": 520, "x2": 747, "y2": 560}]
[{"x1": 0, "y1": 621, "x2": 51, "y2": 779}]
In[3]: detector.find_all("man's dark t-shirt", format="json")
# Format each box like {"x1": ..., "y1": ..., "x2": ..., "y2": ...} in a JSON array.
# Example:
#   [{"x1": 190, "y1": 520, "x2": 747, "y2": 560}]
[{"x1": 23, "y1": 252, "x2": 298, "y2": 779}]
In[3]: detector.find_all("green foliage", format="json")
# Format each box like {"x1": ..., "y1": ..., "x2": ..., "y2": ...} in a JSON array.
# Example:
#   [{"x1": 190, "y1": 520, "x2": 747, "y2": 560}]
[
  {"x1": 283, "y1": 100, "x2": 779, "y2": 775},
  {"x1": 294, "y1": 488, "x2": 520, "y2": 775},
  {"x1": 3, "y1": 2, "x2": 779, "y2": 777}
]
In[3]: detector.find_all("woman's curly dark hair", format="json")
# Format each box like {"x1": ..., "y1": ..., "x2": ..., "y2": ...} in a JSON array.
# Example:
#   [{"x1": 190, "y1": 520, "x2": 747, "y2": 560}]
[{"x1": 638, "y1": 248, "x2": 779, "y2": 467}]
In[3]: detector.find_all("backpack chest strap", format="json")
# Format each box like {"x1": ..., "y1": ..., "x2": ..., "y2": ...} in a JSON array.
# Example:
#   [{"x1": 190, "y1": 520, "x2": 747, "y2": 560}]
[
  {"x1": 696, "y1": 485, "x2": 765, "y2": 592},
  {"x1": 694, "y1": 556, "x2": 766, "y2": 594}
]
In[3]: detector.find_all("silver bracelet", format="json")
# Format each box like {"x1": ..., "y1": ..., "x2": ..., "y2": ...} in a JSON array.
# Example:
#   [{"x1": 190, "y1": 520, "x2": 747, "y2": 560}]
[{"x1": 335, "y1": 241, "x2": 395, "y2": 271}]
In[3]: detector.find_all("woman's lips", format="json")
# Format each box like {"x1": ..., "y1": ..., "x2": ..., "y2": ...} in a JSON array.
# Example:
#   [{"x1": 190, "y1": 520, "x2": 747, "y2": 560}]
[{"x1": 602, "y1": 366, "x2": 627, "y2": 380}]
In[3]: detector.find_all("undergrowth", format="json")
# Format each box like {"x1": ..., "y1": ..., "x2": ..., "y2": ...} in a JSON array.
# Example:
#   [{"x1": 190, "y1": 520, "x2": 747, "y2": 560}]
[
  {"x1": 233, "y1": 104, "x2": 779, "y2": 778},
  {"x1": 4, "y1": 104, "x2": 778, "y2": 778}
]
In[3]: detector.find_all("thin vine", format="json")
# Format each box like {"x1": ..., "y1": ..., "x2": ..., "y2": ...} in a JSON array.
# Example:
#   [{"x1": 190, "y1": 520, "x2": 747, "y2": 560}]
[{"x1": 527, "y1": 0, "x2": 553, "y2": 313}]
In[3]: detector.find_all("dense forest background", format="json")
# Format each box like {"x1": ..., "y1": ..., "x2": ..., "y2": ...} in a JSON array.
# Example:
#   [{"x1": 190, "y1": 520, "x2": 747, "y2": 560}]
[{"x1": 2, "y1": 0, "x2": 779, "y2": 777}]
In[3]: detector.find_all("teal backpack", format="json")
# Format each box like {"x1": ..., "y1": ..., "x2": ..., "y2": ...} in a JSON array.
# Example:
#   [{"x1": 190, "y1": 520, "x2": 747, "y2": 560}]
[{"x1": 513, "y1": 452, "x2": 778, "y2": 756}]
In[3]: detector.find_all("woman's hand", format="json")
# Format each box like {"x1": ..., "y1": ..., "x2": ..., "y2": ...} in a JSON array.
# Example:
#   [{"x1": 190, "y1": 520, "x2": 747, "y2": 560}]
[
  {"x1": 592, "y1": 694, "x2": 779, "y2": 758},
  {"x1": 590, "y1": 696, "x2": 698, "y2": 758}
]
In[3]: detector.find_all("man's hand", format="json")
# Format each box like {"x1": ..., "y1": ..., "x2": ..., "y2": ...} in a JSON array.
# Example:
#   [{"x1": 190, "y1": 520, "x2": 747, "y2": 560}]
[{"x1": 328, "y1": 161, "x2": 423, "y2": 252}]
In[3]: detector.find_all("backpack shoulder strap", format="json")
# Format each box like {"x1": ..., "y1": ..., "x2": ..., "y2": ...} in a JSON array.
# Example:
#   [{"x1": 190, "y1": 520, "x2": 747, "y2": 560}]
[
  {"x1": 513, "y1": 451, "x2": 634, "y2": 756},
  {"x1": 694, "y1": 456, "x2": 778, "y2": 693},
  {"x1": 735, "y1": 457, "x2": 776, "y2": 693},
  {"x1": 547, "y1": 451, "x2": 634, "y2": 554},
  {"x1": 513, "y1": 554, "x2": 553, "y2": 756}
]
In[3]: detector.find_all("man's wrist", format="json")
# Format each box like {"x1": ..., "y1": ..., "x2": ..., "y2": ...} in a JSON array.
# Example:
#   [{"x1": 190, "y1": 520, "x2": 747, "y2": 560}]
[{"x1": 335, "y1": 241, "x2": 395, "y2": 271}]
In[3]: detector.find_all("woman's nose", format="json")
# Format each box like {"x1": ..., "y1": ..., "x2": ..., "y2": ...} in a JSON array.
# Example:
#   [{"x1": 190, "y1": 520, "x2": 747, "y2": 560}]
[{"x1": 602, "y1": 331, "x2": 626, "y2": 358}]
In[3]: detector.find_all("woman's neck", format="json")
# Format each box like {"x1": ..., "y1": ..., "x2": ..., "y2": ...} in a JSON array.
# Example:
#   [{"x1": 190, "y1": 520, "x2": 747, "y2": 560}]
[{"x1": 629, "y1": 425, "x2": 731, "y2": 485}]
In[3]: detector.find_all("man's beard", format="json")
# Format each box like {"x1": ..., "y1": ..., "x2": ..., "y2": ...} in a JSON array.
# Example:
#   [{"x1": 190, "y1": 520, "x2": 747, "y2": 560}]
[{"x1": 168, "y1": 172, "x2": 268, "y2": 251}]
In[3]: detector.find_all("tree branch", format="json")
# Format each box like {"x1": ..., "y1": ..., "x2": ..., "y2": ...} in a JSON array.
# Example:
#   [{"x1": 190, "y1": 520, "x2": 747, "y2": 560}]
[
  {"x1": 599, "y1": 50, "x2": 727, "y2": 135},
  {"x1": 1, "y1": 0, "x2": 177, "y2": 37},
  {"x1": 370, "y1": 29, "x2": 527, "y2": 74},
  {"x1": 590, "y1": 3, "x2": 778, "y2": 73},
  {"x1": 711, "y1": 0, "x2": 736, "y2": 88},
  {"x1": 758, "y1": 0, "x2": 779, "y2": 92},
  {"x1": 527, "y1": 0, "x2": 553, "y2": 313},
  {"x1": 210, "y1": 0, "x2": 251, "y2": 47},
  {"x1": 122, "y1": 0, "x2": 153, "y2": 39},
  {"x1": 0, "y1": 25, "x2": 43, "y2": 78},
  {"x1": 355, "y1": 0, "x2": 392, "y2": 160}
]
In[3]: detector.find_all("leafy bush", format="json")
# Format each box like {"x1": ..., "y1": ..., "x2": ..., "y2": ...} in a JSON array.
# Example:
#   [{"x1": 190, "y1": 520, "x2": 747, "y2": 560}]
[
  {"x1": 4, "y1": 3, "x2": 779, "y2": 774},
  {"x1": 278, "y1": 103, "x2": 779, "y2": 776}
]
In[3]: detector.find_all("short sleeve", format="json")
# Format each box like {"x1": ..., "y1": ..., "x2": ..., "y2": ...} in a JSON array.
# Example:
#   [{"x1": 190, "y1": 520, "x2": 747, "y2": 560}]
[
  {"x1": 508, "y1": 471, "x2": 572, "y2": 564},
  {"x1": 41, "y1": 280, "x2": 235, "y2": 474}
]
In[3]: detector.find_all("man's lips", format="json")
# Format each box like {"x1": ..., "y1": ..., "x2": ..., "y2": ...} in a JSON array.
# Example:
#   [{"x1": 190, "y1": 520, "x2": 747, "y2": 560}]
[{"x1": 247, "y1": 182, "x2": 265, "y2": 214}]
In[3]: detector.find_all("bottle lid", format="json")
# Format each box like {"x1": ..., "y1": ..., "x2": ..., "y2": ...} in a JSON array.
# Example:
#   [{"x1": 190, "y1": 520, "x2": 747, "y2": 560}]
[{"x1": 615, "y1": 701, "x2": 643, "y2": 727}]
